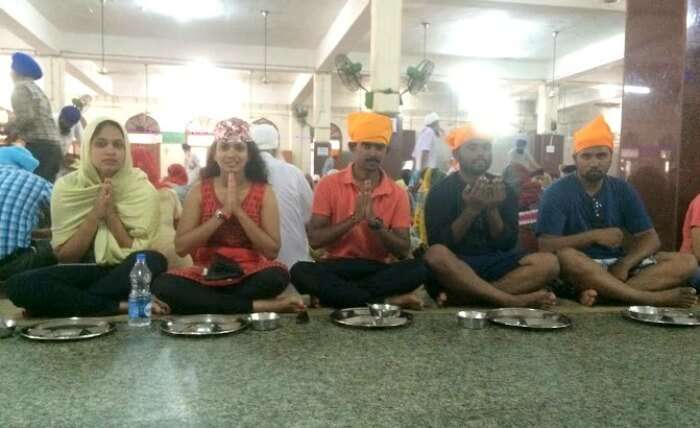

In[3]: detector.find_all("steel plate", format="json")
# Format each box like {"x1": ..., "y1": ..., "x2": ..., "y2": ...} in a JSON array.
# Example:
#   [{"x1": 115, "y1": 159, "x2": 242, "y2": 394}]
[{"x1": 487, "y1": 308, "x2": 572, "y2": 330}]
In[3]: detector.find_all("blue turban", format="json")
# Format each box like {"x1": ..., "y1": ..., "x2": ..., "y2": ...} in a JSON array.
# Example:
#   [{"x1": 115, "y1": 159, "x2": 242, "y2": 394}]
[
  {"x1": 11, "y1": 52, "x2": 43, "y2": 80},
  {"x1": 59, "y1": 106, "x2": 82, "y2": 127},
  {"x1": 0, "y1": 146, "x2": 40, "y2": 172}
]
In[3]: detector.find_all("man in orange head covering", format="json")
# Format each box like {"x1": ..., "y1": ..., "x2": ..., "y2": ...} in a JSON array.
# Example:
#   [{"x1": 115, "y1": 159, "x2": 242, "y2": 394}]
[
  {"x1": 421, "y1": 124, "x2": 559, "y2": 308},
  {"x1": 290, "y1": 111, "x2": 427, "y2": 309},
  {"x1": 537, "y1": 115, "x2": 697, "y2": 307}
]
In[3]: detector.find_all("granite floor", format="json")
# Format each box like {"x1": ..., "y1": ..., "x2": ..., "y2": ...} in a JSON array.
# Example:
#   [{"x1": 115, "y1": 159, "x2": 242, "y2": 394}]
[{"x1": 2, "y1": 299, "x2": 700, "y2": 428}]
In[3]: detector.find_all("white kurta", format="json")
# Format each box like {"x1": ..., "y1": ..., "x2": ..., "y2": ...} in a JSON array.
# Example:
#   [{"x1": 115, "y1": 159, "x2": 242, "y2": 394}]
[
  {"x1": 261, "y1": 152, "x2": 313, "y2": 270},
  {"x1": 412, "y1": 126, "x2": 450, "y2": 172}
]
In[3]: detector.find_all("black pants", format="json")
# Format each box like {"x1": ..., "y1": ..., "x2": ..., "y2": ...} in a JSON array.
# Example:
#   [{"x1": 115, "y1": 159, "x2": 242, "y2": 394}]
[
  {"x1": 25, "y1": 140, "x2": 62, "y2": 183},
  {"x1": 152, "y1": 267, "x2": 288, "y2": 314},
  {"x1": 0, "y1": 240, "x2": 57, "y2": 281},
  {"x1": 290, "y1": 258, "x2": 427, "y2": 308},
  {"x1": 6, "y1": 251, "x2": 167, "y2": 317}
]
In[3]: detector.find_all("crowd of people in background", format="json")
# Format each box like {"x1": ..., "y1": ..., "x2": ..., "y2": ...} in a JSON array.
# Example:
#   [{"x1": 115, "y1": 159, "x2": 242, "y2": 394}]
[{"x1": 3, "y1": 51, "x2": 700, "y2": 319}]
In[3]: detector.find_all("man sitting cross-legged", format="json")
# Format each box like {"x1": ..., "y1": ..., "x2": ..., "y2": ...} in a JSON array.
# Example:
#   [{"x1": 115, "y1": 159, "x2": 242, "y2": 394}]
[
  {"x1": 290, "y1": 112, "x2": 426, "y2": 309},
  {"x1": 537, "y1": 115, "x2": 697, "y2": 307},
  {"x1": 423, "y1": 126, "x2": 558, "y2": 308}
]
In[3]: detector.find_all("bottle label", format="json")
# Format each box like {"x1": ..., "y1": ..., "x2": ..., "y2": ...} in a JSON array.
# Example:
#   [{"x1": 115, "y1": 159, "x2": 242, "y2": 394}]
[
  {"x1": 128, "y1": 297, "x2": 140, "y2": 319},
  {"x1": 128, "y1": 295, "x2": 152, "y2": 319}
]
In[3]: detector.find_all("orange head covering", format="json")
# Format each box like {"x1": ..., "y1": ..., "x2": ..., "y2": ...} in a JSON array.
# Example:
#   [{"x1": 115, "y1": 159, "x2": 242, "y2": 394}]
[
  {"x1": 573, "y1": 115, "x2": 614, "y2": 154},
  {"x1": 347, "y1": 112, "x2": 392, "y2": 145},
  {"x1": 445, "y1": 125, "x2": 490, "y2": 150}
]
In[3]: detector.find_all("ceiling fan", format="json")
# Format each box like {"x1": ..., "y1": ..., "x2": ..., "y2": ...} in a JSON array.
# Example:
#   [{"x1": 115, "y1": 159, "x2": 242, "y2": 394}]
[{"x1": 334, "y1": 22, "x2": 435, "y2": 109}]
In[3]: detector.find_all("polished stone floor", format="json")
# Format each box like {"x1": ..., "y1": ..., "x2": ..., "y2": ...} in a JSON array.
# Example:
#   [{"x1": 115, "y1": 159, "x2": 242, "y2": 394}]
[{"x1": 1, "y1": 301, "x2": 700, "y2": 427}]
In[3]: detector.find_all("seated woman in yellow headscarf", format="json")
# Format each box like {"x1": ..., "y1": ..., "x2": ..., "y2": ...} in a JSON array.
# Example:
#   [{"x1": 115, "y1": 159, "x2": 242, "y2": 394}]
[{"x1": 6, "y1": 118, "x2": 170, "y2": 317}]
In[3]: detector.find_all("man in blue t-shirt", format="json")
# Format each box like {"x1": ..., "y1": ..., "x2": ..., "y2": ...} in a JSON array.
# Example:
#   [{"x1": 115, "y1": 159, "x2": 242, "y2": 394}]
[
  {"x1": 423, "y1": 126, "x2": 558, "y2": 308},
  {"x1": 537, "y1": 115, "x2": 697, "y2": 307}
]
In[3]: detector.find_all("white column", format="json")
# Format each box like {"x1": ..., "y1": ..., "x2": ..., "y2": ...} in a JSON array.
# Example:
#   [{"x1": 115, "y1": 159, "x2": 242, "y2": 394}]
[
  {"x1": 369, "y1": 0, "x2": 402, "y2": 115},
  {"x1": 41, "y1": 56, "x2": 65, "y2": 112},
  {"x1": 312, "y1": 73, "x2": 332, "y2": 142},
  {"x1": 311, "y1": 72, "x2": 332, "y2": 175},
  {"x1": 289, "y1": 110, "x2": 305, "y2": 170}
]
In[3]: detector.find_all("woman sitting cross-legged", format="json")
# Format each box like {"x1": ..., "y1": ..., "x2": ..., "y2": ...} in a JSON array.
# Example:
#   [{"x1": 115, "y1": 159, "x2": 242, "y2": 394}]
[
  {"x1": 7, "y1": 118, "x2": 170, "y2": 317},
  {"x1": 152, "y1": 118, "x2": 305, "y2": 314}
]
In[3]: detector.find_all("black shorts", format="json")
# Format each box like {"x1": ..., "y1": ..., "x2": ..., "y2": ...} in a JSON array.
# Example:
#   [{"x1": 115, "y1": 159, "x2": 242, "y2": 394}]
[{"x1": 426, "y1": 250, "x2": 526, "y2": 298}]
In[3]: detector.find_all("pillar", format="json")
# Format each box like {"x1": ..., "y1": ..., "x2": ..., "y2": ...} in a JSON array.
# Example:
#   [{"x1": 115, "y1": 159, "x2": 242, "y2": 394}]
[
  {"x1": 619, "y1": 0, "x2": 700, "y2": 250},
  {"x1": 311, "y1": 72, "x2": 332, "y2": 175},
  {"x1": 41, "y1": 56, "x2": 65, "y2": 112},
  {"x1": 368, "y1": 0, "x2": 402, "y2": 115}
]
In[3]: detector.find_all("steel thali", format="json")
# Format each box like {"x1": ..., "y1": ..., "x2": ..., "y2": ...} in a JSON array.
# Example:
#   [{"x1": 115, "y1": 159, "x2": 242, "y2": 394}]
[
  {"x1": 21, "y1": 317, "x2": 116, "y2": 341},
  {"x1": 161, "y1": 314, "x2": 250, "y2": 336},
  {"x1": 487, "y1": 308, "x2": 572, "y2": 330},
  {"x1": 330, "y1": 307, "x2": 413, "y2": 329}
]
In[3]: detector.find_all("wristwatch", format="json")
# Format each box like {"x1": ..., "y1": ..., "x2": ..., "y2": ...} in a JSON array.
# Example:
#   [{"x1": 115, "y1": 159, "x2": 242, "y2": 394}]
[
  {"x1": 368, "y1": 217, "x2": 384, "y2": 231},
  {"x1": 215, "y1": 209, "x2": 230, "y2": 221}
]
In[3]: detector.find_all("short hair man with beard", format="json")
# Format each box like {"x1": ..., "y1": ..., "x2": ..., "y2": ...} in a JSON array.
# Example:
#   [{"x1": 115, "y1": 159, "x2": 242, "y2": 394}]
[
  {"x1": 537, "y1": 115, "x2": 697, "y2": 308},
  {"x1": 290, "y1": 112, "x2": 426, "y2": 309},
  {"x1": 423, "y1": 126, "x2": 559, "y2": 308}
]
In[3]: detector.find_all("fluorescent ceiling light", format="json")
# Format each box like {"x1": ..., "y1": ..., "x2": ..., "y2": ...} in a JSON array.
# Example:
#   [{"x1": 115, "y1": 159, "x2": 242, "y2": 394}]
[
  {"x1": 623, "y1": 85, "x2": 651, "y2": 94},
  {"x1": 138, "y1": 0, "x2": 223, "y2": 22},
  {"x1": 449, "y1": 65, "x2": 516, "y2": 135},
  {"x1": 595, "y1": 84, "x2": 650, "y2": 98},
  {"x1": 449, "y1": 11, "x2": 537, "y2": 58}
]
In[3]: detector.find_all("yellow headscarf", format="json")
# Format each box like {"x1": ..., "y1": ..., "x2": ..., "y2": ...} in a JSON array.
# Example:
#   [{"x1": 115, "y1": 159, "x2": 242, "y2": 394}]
[{"x1": 51, "y1": 117, "x2": 160, "y2": 265}]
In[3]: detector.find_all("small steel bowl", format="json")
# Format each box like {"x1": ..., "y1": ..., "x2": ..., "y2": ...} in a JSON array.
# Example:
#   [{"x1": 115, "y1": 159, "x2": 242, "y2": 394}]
[
  {"x1": 457, "y1": 310, "x2": 487, "y2": 329},
  {"x1": 0, "y1": 317, "x2": 17, "y2": 339},
  {"x1": 627, "y1": 305, "x2": 659, "y2": 320},
  {"x1": 248, "y1": 312, "x2": 281, "y2": 331},
  {"x1": 368, "y1": 304, "x2": 400, "y2": 320}
]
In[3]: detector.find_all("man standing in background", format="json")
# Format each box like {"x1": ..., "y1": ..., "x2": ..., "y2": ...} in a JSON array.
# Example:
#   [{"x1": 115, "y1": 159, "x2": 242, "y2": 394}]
[
  {"x1": 412, "y1": 112, "x2": 450, "y2": 174},
  {"x1": 8, "y1": 52, "x2": 62, "y2": 183},
  {"x1": 251, "y1": 123, "x2": 313, "y2": 273},
  {"x1": 182, "y1": 143, "x2": 201, "y2": 184},
  {"x1": 56, "y1": 106, "x2": 82, "y2": 155},
  {"x1": 508, "y1": 138, "x2": 540, "y2": 172}
]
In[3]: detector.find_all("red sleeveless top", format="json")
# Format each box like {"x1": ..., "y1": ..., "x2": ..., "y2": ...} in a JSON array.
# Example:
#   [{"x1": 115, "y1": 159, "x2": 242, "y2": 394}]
[{"x1": 168, "y1": 179, "x2": 287, "y2": 287}]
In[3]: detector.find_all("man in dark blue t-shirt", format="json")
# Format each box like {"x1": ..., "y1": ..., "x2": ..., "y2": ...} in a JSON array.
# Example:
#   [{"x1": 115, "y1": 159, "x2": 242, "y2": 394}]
[
  {"x1": 423, "y1": 126, "x2": 558, "y2": 308},
  {"x1": 537, "y1": 115, "x2": 697, "y2": 307}
]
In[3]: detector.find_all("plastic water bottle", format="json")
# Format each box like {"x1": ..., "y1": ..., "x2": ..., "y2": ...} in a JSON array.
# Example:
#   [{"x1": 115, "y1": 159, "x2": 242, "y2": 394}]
[{"x1": 128, "y1": 253, "x2": 152, "y2": 327}]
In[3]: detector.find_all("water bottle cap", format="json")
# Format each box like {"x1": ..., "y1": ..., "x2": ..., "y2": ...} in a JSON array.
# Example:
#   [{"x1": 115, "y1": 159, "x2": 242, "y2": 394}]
[{"x1": 136, "y1": 253, "x2": 146, "y2": 262}]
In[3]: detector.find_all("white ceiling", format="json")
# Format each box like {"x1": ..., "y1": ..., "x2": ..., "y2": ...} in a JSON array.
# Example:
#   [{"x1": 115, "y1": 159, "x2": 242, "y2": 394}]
[
  {"x1": 27, "y1": 0, "x2": 347, "y2": 49},
  {"x1": 7, "y1": 0, "x2": 628, "y2": 102},
  {"x1": 26, "y1": 0, "x2": 625, "y2": 61},
  {"x1": 400, "y1": 1, "x2": 625, "y2": 59}
]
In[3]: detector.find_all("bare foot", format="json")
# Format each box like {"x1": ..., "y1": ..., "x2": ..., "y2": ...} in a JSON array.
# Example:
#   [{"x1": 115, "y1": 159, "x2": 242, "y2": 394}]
[
  {"x1": 253, "y1": 296, "x2": 306, "y2": 313},
  {"x1": 387, "y1": 292, "x2": 424, "y2": 310},
  {"x1": 648, "y1": 287, "x2": 697, "y2": 308},
  {"x1": 578, "y1": 289, "x2": 598, "y2": 307},
  {"x1": 512, "y1": 290, "x2": 557, "y2": 308},
  {"x1": 152, "y1": 297, "x2": 171, "y2": 316},
  {"x1": 309, "y1": 296, "x2": 320, "y2": 308},
  {"x1": 436, "y1": 292, "x2": 447, "y2": 307},
  {"x1": 118, "y1": 298, "x2": 171, "y2": 316}
]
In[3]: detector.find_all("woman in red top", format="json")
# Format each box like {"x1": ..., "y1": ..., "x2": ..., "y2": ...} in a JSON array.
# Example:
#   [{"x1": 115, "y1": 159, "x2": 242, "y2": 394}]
[{"x1": 152, "y1": 118, "x2": 304, "y2": 314}]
